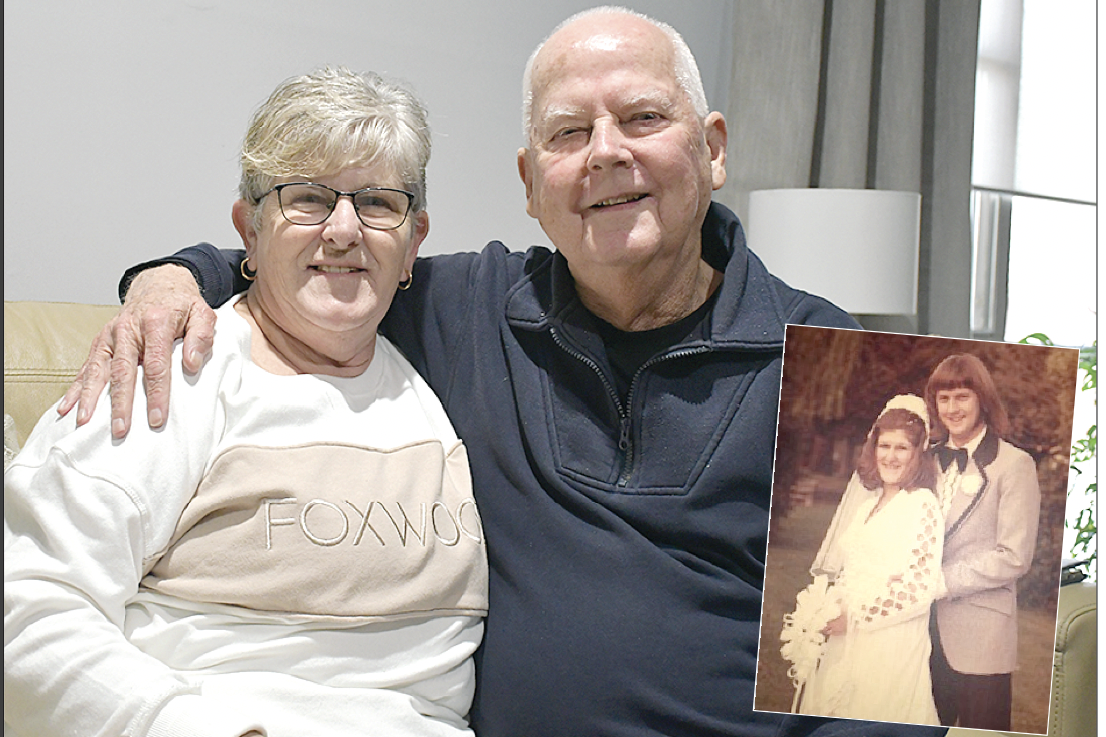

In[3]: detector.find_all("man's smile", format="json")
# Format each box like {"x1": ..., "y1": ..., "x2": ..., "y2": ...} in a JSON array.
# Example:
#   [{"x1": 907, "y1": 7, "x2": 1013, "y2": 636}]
[{"x1": 591, "y1": 193, "x2": 648, "y2": 209}]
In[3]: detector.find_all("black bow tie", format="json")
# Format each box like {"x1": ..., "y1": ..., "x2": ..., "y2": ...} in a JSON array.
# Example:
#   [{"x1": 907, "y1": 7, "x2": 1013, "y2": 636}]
[{"x1": 937, "y1": 445, "x2": 969, "y2": 473}]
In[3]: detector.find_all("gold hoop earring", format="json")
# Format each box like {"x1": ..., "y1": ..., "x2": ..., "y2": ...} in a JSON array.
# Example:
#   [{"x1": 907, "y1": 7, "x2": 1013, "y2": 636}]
[
  {"x1": 240, "y1": 259, "x2": 257, "y2": 282},
  {"x1": 397, "y1": 270, "x2": 413, "y2": 291}
]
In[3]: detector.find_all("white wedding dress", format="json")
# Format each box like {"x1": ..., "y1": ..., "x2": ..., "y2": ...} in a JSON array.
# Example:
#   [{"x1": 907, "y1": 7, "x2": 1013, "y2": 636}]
[{"x1": 800, "y1": 488, "x2": 943, "y2": 725}]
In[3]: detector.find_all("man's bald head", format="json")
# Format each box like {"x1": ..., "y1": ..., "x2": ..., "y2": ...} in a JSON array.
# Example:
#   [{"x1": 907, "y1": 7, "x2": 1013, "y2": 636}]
[{"x1": 521, "y1": 6, "x2": 709, "y2": 141}]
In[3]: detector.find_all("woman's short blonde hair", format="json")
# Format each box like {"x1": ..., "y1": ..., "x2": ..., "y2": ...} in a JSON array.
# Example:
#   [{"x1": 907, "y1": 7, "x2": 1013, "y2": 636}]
[{"x1": 239, "y1": 66, "x2": 431, "y2": 223}]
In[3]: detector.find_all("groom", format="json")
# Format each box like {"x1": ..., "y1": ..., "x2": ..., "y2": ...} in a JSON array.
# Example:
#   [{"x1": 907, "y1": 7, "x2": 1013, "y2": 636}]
[{"x1": 924, "y1": 354, "x2": 1041, "y2": 731}]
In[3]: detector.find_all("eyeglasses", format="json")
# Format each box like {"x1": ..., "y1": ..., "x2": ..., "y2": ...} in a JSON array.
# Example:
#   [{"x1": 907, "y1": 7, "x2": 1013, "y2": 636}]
[{"x1": 258, "y1": 182, "x2": 416, "y2": 230}]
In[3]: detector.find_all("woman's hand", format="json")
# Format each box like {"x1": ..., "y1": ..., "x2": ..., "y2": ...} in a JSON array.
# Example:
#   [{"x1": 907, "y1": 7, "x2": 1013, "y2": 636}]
[
  {"x1": 821, "y1": 613, "x2": 847, "y2": 637},
  {"x1": 57, "y1": 265, "x2": 216, "y2": 438}
]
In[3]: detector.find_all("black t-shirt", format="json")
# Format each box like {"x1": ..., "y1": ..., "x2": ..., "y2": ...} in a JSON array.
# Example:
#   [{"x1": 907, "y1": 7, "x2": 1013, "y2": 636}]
[{"x1": 592, "y1": 290, "x2": 718, "y2": 405}]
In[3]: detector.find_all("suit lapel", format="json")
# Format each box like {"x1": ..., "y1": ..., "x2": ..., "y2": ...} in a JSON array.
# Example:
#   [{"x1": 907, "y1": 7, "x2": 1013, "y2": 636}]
[{"x1": 943, "y1": 429, "x2": 998, "y2": 541}]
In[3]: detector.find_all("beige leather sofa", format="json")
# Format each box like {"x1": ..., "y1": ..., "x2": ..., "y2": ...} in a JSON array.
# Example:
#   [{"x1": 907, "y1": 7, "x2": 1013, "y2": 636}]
[
  {"x1": 4, "y1": 300, "x2": 1098, "y2": 737},
  {"x1": 5, "y1": 301, "x2": 121, "y2": 449}
]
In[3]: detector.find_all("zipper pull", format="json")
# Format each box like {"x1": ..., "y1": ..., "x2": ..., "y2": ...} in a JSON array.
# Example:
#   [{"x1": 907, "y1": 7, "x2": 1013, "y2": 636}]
[{"x1": 618, "y1": 415, "x2": 631, "y2": 451}]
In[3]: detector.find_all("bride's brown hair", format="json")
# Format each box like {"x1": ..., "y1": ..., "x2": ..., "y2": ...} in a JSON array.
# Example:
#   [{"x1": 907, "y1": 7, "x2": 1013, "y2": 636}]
[{"x1": 856, "y1": 408, "x2": 937, "y2": 491}]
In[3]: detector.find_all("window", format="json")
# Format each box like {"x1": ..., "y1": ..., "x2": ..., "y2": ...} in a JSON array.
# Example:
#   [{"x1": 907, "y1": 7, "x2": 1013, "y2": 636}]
[
  {"x1": 971, "y1": 0, "x2": 1095, "y2": 344},
  {"x1": 970, "y1": 0, "x2": 1096, "y2": 563}
]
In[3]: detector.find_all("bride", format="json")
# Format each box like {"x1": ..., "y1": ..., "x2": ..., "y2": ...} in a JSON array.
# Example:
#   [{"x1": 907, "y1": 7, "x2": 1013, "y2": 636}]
[{"x1": 798, "y1": 395, "x2": 944, "y2": 725}]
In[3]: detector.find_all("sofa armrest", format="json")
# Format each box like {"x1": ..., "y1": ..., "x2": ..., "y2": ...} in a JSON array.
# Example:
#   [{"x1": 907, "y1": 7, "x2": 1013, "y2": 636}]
[
  {"x1": 1048, "y1": 580, "x2": 1096, "y2": 737},
  {"x1": 4, "y1": 300, "x2": 119, "y2": 449}
]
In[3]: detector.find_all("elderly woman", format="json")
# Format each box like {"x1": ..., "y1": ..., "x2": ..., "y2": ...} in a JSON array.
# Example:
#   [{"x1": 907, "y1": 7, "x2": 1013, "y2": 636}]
[
  {"x1": 4, "y1": 67, "x2": 487, "y2": 737},
  {"x1": 793, "y1": 396, "x2": 943, "y2": 725}
]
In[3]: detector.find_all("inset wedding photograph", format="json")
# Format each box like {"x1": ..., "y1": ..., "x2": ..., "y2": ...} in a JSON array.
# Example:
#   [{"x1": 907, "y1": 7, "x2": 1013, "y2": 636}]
[{"x1": 753, "y1": 325, "x2": 1079, "y2": 734}]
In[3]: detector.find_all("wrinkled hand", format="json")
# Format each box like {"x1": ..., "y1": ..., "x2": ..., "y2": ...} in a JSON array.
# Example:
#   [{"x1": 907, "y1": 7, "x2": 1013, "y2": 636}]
[
  {"x1": 820, "y1": 613, "x2": 847, "y2": 637},
  {"x1": 57, "y1": 265, "x2": 216, "y2": 438}
]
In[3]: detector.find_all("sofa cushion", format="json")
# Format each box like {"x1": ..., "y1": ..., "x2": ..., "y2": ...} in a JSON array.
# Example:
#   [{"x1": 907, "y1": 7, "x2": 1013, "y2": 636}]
[{"x1": 4, "y1": 300, "x2": 118, "y2": 447}]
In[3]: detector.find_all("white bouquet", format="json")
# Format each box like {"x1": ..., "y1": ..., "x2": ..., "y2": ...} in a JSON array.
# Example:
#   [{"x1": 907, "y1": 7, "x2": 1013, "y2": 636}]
[{"x1": 780, "y1": 574, "x2": 840, "y2": 711}]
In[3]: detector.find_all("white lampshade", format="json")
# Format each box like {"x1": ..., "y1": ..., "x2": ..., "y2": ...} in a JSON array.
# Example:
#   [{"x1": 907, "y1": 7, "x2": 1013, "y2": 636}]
[{"x1": 746, "y1": 188, "x2": 921, "y2": 315}]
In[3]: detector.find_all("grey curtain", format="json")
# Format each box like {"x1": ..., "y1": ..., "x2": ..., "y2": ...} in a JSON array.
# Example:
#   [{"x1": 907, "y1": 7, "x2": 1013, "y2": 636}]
[{"x1": 716, "y1": 0, "x2": 981, "y2": 337}]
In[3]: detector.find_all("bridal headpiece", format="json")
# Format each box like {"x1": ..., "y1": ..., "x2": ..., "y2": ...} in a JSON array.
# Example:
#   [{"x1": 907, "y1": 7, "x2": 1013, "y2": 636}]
[{"x1": 876, "y1": 393, "x2": 930, "y2": 439}]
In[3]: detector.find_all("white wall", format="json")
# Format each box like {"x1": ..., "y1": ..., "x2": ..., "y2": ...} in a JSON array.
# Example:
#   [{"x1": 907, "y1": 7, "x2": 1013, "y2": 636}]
[{"x1": 4, "y1": 0, "x2": 733, "y2": 305}]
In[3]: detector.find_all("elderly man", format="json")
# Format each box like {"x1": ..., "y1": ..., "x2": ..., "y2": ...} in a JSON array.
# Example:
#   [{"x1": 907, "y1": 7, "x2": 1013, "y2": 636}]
[{"x1": 63, "y1": 7, "x2": 942, "y2": 737}]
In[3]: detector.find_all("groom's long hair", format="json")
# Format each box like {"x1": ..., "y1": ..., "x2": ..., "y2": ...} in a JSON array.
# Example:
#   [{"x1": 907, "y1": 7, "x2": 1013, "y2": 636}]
[{"x1": 924, "y1": 354, "x2": 1010, "y2": 443}]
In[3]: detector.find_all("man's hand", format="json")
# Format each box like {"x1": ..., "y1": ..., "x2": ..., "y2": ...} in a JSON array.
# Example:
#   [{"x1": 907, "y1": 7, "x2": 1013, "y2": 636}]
[{"x1": 57, "y1": 264, "x2": 216, "y2": 438}]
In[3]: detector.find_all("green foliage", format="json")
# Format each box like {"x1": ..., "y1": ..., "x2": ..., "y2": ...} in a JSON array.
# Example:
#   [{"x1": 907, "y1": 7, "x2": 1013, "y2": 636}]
[
  {"x1": 1021, "y1": 336, "x2": 1096, "y2": 569},
  {"x1": 1079, "y1": 343, "x2": 1097, "y2": 391}
]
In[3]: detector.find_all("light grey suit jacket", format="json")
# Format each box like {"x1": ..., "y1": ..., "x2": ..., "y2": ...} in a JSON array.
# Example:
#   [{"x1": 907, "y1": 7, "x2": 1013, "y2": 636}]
[{"x1": 933, "y1": 429, "x2": 1041, "y2": 675}]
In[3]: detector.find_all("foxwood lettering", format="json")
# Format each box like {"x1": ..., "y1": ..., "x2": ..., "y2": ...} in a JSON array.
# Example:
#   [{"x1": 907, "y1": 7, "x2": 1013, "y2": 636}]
[{"x1": 263, "y1": 497, "x2": 483, "y2": 549}]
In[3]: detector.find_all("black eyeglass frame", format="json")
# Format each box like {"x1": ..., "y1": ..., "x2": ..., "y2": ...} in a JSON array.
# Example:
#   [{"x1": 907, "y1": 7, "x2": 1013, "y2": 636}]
[{"x1": 256, "y1": 182, "x2": 417, "y2": 231}]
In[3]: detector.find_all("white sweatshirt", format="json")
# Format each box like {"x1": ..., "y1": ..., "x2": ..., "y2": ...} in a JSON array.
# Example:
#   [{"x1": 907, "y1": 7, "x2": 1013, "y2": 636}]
[{"x1": 5, "y1": 299, "x2": 487, "y2": 737}]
